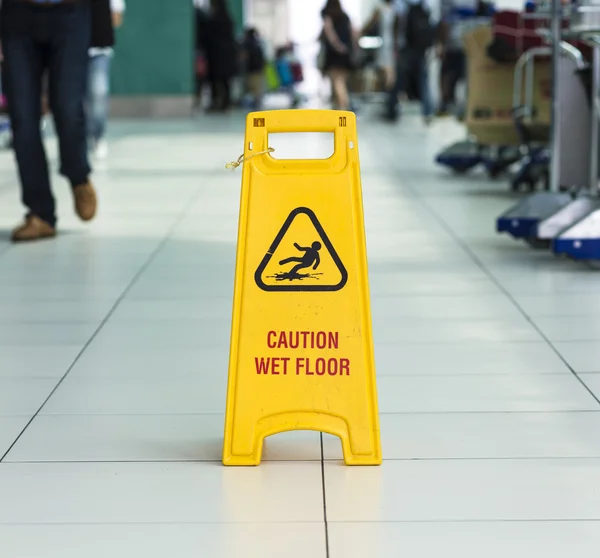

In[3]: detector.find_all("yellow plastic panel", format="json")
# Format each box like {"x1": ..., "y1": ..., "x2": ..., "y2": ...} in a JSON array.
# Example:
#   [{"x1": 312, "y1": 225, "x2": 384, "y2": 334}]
[{"x1": 223, "y1": 110, "x2": 381, "y2": 466}]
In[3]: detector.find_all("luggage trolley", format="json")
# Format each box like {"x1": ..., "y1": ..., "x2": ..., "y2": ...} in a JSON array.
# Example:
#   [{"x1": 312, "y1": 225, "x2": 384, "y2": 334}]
[
  {"x1": 435, "y1": 12, "x2": 510, "y2": 176},
  {"x1": 496, "y1": 0, "x2": 594, "y2": 246},
  {"x1": 553, "y1": 2, "x2": 600, "y2": 260},
  {"x1": 509, "y1": 45, "x2": 552, "y2": 192}
]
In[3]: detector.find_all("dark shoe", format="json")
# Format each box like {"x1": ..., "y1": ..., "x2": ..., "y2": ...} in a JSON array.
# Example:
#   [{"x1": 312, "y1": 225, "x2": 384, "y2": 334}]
[
  {"x1": 72, "y1": 181, "x2": 97, "y2": 222},
  {"x1": 11, "y1": 215, "x2": 56, "y2": 242}
]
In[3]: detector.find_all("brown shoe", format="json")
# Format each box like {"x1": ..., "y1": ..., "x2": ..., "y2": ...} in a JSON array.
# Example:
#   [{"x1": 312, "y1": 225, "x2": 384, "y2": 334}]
[
  {"x1": 11, "y1": 215, "x2": 56, "y2": 243},
  {"x1": 73, "y1": 181, "x2": 97, "y2": 221}
]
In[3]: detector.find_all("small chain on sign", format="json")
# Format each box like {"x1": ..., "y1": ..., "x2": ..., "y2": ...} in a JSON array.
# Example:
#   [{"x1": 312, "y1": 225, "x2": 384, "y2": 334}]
[{"x1": 225, "y1": 147, "x2": 275, "y2": 170}]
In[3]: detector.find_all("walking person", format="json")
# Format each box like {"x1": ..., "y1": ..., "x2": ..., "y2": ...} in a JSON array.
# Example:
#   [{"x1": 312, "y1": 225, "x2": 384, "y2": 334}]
[
  {"x1": 384, "y1": 0, "x2": 438, "y2": 124},
  {"x1": 321, "y1": 0, "x2": 355, "y2": 111},
  {"x1": 362, "y1": 0, "x2": 400, "y2": 93},
  {"x1": 205, "y1": 0, "x2": 237, "y2": 112},
  {"x1": 1, "y1": 0, "x2": 97, "y2": 242},
  {"x1": 88, "y1": 0, "x2": 125, "y2": 160},
  {"x1": 241, "y1": 27, "x2": 265, "y2": 111}
]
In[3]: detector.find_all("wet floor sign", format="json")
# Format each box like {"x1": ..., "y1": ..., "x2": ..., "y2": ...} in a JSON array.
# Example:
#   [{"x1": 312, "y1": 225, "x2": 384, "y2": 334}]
[{"x1": 223, "y1": 110, "x2": 381, "y2": 466}]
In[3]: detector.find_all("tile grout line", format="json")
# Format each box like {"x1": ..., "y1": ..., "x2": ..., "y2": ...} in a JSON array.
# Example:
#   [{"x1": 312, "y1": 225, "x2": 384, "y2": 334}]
[
  {"x1": 320, "y1": 433, "x2": 331, "y2": 558},
  {"x1": 0, "y1": 172, "x2": 221, "y2": 462},
  {"x1": 404, "y1": 192, "x2": 600, "y2": 407},
  {"x1": 414, "y1": 196, "x2": 600, "y2": 406},
  {"x1": 370, "y1": 132, "x2": 600, "y2": 409},
  {"x1": 6, "y1": 455, "x2": 600, "y2": 465}
]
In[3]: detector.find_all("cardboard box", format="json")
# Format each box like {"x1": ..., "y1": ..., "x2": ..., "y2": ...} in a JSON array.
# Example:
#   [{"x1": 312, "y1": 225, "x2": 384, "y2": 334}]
[{"x1": 463, "y1": 25, "x2": 551, "y2": 146}]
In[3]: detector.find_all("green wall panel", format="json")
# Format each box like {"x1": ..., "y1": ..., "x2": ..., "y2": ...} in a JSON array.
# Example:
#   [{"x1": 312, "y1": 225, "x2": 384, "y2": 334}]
[
  {"x1": 111, "y1": 0, "x2": 194, "y2": 96},
  {"x1": 230, "y1": 0, "x2": 244, "y2": 34}
]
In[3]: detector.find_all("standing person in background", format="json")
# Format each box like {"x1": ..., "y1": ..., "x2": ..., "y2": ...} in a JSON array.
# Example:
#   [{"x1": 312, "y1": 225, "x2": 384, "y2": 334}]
[
  {"x1": 88, "y1": 0, "x2": 125, "y2": 160},
  {"x1": 362, "y1": 0, "x2": 400, "y2": 94},
  {"x1": 1, "y1": 0, "x2": 97, "y2": 242},
  {"x1": 437, "y1": 0, "x2": 466, "y2": 117},
  {"x1": 321, "y1": 0, "x2": 355, "y2": 111},
  {"x1": 384, "y1": 0, "x2": 439, "y2": 125},
  {"x1": 241, "y1": 27, "x2": 265, "y2": 111},
  {"x1": 206, "y1": 0, "x2": 237, "y2": 113},
  {"x1": 194, "y1": 2, "x2": 210, "y2": 112}
]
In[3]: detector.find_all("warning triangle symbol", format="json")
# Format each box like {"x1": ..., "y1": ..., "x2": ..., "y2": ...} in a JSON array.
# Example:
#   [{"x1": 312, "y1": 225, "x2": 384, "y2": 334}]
[{"x1": 255, "y1": 207, "x2": 348, "y2": 292}]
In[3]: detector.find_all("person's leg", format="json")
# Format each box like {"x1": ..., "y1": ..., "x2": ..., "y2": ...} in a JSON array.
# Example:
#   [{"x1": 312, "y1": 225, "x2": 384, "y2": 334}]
[
  {"x1": 222, "y1": 78, "x2": 232, "y2": 110},
  {"x1": 385, "y1": 52, "x2": 405, "y2": 120},
  {"x1": 330, "y1": 69, "x2": 349, "y2": 111},
  {"x1": 47, "y1": 1, "x2": 95, "y2": 220},
  {"x1": 87, "y1": 53, "x2": 111, "y2": 146},
  {"x1": 247, "y1": 72, "x2": 263, "y2": 110},
  {"x1": 418, "y1": 53, "x2": 434, "y2": 122},
  {"x1": 382, "y1": 64, "x2": 395, "y2": 91},
  {"x1": 1, "y1": 2, "x2": 56, "y2": 235},
  {"x1": 438, "y1": 52, "x2": 451, "y2": 114}
]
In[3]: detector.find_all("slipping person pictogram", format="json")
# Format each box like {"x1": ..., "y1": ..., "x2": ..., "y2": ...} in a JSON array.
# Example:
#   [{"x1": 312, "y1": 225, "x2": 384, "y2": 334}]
[
  {"x1": 274, "y1": 241, "x2": 322, "y2": 281},
  {"x1": 254, "y1": 207, "x2": 348, "y2": 292}
]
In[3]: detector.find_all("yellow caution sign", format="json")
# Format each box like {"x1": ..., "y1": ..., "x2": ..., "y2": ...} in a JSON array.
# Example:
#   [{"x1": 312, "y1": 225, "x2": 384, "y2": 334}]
[{"x1": 223, "y1": 110, "x2": 381, "y2": 466}]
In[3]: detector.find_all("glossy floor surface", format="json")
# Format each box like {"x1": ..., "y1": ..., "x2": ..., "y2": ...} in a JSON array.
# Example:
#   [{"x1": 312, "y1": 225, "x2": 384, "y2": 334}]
[{"x1": 1, "y1": 113, "x2": 600, "y2": 557}]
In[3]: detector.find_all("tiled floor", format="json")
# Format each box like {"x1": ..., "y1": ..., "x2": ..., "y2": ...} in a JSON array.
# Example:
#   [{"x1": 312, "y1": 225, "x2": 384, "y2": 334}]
[{"x1": 1, "y1": 112, "x2": 600, "y2": 557}]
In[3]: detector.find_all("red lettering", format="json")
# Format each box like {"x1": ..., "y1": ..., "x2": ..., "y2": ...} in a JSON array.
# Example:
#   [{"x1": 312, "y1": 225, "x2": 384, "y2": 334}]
[
  {"x1": 255, "y1": 357, "x2": 270, "y2": 374},
  {"x1": 271, "y1": 357, "x2": 281, "y2": 375},
  {"x1": 306, "y1": 357, "x2": 314, "y2": 375},
  {"x1": 327, "y1": 358, "x2": 337, "y2": 375},
  {"x1": 296, "y1": 357, "x2": 304, "y2": 375},
  {"x1": 329, "y1": 332, "x2": 339, "y2": 349},
  {"x1": 267, "y1": 332, "x2": 341, "y2": 349},
  {"x1": 278, "y1": 331, "x2": 288, "y2": 349},
  {"x1": 316, "y1": 358, "x2": 326, "y2": 375},
  {"x1": 340, "y1": 358, "x2": 350, "y2": 375}
]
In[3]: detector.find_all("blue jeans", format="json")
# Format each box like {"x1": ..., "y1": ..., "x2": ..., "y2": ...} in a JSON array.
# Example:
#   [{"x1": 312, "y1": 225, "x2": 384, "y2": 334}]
[
  {"x1": 87, "y1": 53, "x2": 111, "y2": 142},
  {"x1": 386, "y1": 48, "x2": 433, "y2": 120},
  {"x1": 0, "y1": 0, "x2": 91, "y2": 227}
]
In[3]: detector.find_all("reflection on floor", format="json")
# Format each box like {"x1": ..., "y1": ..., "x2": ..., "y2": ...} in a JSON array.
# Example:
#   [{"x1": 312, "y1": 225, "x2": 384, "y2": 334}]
[{"x1": 0, "y1": 114, "x2": 600, "y2": 557}]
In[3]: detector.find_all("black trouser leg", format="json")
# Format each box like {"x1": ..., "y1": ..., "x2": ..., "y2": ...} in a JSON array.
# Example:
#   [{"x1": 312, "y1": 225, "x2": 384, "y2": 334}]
[
  {"x1": 385, "y1": 54, "x2": 405, "y2": 120},
  {"x1": 1, "y1": 2, "x2": 54, "y2": 225},
  {"x1": 221, "y1": 79, "x2": 231, "y2": 109},
  {"x1": 47, "y1": 0, "x2": 91, "y2": 187}
]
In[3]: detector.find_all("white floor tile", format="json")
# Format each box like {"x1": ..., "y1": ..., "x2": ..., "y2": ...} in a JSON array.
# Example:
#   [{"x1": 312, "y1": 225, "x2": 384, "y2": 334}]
[
  {"x1": 373, "y1": 316, "x2": 541, "y2": 343},
  {"x1": 5, "y1": 414, "x2": 321, "y2": 462},
  {"x1": 0, "y1": 300, "x2": 114, "y2": 323},
  {"x1": 370, "y1": 294, "x2": 522, "y2": 320},
  {"x1": 374, "y1": 341, "x2": 570, "y2": 375},
  {"x1": 580, "y1": 374, "x2": 600, "y2": 401},
  {"x1": 554, "y1": 342, "x2": 600, "y2": 373},
  {"x1": 323, "y1": 412, "x2": 600, "y2": 459},
  {"x1": 0, "y1": 346, "x2": 81, "y2": 378},
  {"x1": 89, "y1": 319, "x2": 230, "y2": 348},
  {"x1": 41, "y1": 375, "x2": 226, "y2": 415},
  {"x1": 0, "y1": 416, "x2": 29, "y2": 455},
  {"x1": 514, "y1": 293, "x2": 600, "y2": 317},
  {"x1": 110, "y1": 297, "x2": 232, "y2": 321},
  {"x1": 0, "y1": 523, "x2": 327, "y2": 558},
  {"x1": 0, "y1": 379, "x2": 58, "y2": 415},
  {"x1": 500, "y1": 274, "x2": 600, "y2": 296},
  {"x1": 328, "y1": 521, "x2": 600, "y2": 558},
  {"x1": 0, "y1": 283, "x2": 127, "y2": 301},
  {"x1": 376, "y1": 374, "x2": 596, "y2": 413},
  {"x1": 534, "y1": 316, "x2": 600, "y2": 342},
  {"x1": 0, "y1": 323, "x2": 97, "y2": 345},
  {"x1": 126, "y1": 274, "x2": 234, "y2": 300},
  {"x1": 65, "y1": 345, "x2": 229, "y2": 379},
  {"x1": 324, "y1": 458, "x2": 600, "y2": 521},
  {"x1": 0, "y1": 462, "x2": 324, "y2": 523},
  {"x1": 369, "y1": 271, "x2": 498, "y2": 296}
]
